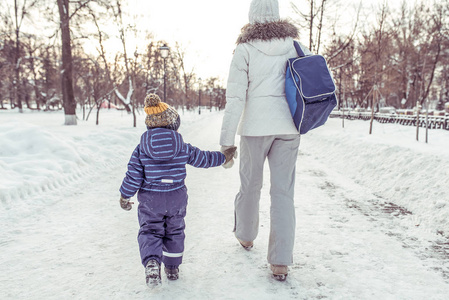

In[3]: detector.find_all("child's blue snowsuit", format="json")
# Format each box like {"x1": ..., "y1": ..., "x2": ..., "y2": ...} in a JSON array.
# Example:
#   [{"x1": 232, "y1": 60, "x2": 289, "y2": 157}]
[{"x1": 120, "y1": 128, "x2": 225, "y2": 267}]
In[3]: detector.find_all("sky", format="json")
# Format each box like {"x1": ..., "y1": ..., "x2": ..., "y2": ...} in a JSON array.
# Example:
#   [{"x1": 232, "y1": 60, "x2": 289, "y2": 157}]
[
  {"x1": 123, "y1": 0, "x2": 372, "y2": 84},
  {"x1": 126, "y1": 0, "x2": 255, "y2": 84}
]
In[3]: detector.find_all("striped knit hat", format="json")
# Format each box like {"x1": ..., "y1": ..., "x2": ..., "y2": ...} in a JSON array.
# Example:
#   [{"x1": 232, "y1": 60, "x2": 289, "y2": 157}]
[{"x1": 144, "y1": 94, "x2": 180, "y2": 131}]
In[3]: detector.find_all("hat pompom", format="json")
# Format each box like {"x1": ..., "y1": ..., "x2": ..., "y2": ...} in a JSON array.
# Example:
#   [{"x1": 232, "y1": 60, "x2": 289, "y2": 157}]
[{"x1": 145, "y1": 94, "x2": 161, "y2": 108}]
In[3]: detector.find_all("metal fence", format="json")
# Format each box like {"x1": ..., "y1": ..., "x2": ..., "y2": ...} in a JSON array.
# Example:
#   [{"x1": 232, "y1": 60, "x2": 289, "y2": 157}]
[{"x1": 330, "y1": 111, "x2": 449, "y2": 131}]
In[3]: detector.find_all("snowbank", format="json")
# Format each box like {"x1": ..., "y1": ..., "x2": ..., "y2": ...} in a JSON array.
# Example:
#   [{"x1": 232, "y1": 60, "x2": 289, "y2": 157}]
[
  {"x1": 303, "y1": 118, "x2": 449, "y2": 235},
  {"x1": 0, "y1": 110, "x2": 141, "y2": 212},
  {"x1": 0, "y1": 121, "x2": 86, "y2": 204}
]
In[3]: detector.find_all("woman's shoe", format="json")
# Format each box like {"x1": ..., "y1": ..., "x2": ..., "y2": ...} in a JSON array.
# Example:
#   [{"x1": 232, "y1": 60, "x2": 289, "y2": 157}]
[
  {"x1": 237, "y1": 238, "x2": 253, "y2": 250},
  {"x1": 270, "y1": 264, "x2": 288, "y2": 281}
]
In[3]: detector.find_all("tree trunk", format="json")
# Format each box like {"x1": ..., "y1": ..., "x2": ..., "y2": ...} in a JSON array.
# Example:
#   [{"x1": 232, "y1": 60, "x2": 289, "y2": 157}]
[
  {"x1": 22, "y1": 78, "x2": 31, "y2": 109},
  {"x1": 29, "y1": 54, "x2": 42, "y2": 110},
  {"x1": 96, "y1": 99, "x2": 101, "y2": 126},
  {"x1": 369, "y1": 87, "x2": 376, "y2": 135},
  {"x1": 309, "y1": 0, "x2": 314, "y2": 51},
  {"x1": 14, "y1": 0, "x2": 23, "y2": 113},
  {"x1": 416, "y1": 101, "x2": 420, "y2": 141},
  {"x1": 316, "y1": 0, "x2": 326, "y2": 53},
  {"x1": 0, "y1": 79, "x2": 4, "y2": 109},
  {"x1": 57, "y1": 0, "x2": 77, "y2": 125}
]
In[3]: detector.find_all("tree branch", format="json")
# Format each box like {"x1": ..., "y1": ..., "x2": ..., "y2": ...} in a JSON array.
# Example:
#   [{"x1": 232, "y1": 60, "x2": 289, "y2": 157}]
[{"x1": 69, "y1": 0, "x2": 95, "y2": 20}]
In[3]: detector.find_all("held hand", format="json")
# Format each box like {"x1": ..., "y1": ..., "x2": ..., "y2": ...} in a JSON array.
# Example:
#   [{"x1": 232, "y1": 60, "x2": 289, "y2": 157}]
[
  {"x1": 120, "y1": 196, "x2": 134, "y2": 211},
  {"x1": 221, "y1": 146, "x2": 237, "y2": 168},
  {"x1": 222, "y1": 159, "x2": 234, "y2": 169}
]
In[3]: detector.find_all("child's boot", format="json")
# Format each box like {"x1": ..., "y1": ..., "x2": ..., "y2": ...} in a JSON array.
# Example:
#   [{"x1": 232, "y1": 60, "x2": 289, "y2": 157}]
[
  {"x1": 145, "y1": 259, "x2": 161, "y2": 287},
  {"x1": 164, "y1": 266, "x2": 179, "y2": 280}
]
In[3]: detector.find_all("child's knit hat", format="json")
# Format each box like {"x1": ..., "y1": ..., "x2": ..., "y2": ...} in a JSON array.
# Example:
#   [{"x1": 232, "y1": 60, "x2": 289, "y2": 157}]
[
  {"x1": 144, "y1": 94, "x2": 180, "y2": 131},
  {"x1": 248, "y1": 0, "x2": 280, "y2": 24}
]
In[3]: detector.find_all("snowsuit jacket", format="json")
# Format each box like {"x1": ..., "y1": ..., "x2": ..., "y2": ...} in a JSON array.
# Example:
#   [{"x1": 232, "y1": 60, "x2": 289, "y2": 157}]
[
  {"x1": 220, "y1": 21, "x2": 312, "y2": 146},
  {"x1": 120, "y1": 128, "x2": 226, "y2": 196}
]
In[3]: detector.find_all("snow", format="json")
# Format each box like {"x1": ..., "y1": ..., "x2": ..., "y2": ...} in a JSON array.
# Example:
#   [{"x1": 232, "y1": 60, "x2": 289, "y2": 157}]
[
  {"x1": 114, "y1": 78, "x2": 134, "y2": 106},
  {"x1": 1, "y1": 108, "x2": 449, "y2": 299}
]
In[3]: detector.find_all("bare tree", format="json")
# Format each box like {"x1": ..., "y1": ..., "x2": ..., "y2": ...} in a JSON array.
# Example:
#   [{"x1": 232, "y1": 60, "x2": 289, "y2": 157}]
[
  {"x1": 56, "y1": 0, "x2": 115, "y2": 125},
  {"x1": 291, "y1": 0, "x2": 331, "y2": 53},
  {"x1": 23, "y1": 34, "x2": 45, "y2": 109},
  {"x1": 355, "y1": 2, "x2": 391, "y2": 110},
  {"x1": 172, "y1": 42, "x2": 195, "y2": 111},
  {"x1": 57, "y1": 0, "x2": 77, "y2": 125},
  {"x1": 388, "y1": 1, "x2": 445, "y2": 108},
  {"x1": 88, "y1": 4, "x2": 131, "y2": 113},
  {"x1": 9, "y1": 0, "x2": 38, "y2": 112},
  {"x1": 416, "y1": 2, "x2": 444, "y2": 106},
  {"x1": 0, "y1": 31, "x2": 16, "y2": 109},
  {"x1": 41, "y1": 45, "x2": 59, "y2": 110},
  {"x1": 109, "y1": 0, "x2": 136, "y2": 127}
]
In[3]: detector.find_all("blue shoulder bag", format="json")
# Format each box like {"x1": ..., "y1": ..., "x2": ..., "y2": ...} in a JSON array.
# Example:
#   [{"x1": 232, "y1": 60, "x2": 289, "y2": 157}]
[{"x1": 285, "y1": 41, "x2": 338, "y2": 134}]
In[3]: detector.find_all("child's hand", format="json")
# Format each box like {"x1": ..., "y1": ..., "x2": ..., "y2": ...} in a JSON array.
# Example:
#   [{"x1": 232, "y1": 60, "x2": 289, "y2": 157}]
[
  {"x1": 221, "y1": 146, "x2": 237, "y2": 168},
  {"x1": 120, "y1": 196, "x2": 134, "y2": 211},
  {"x1": 222, "y1": 159, "x2": 234, "y2": 169}
]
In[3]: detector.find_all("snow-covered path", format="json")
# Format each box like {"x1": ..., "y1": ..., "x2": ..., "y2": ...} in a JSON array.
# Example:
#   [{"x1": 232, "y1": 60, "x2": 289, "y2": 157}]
[{"x1": 1, "y1": 110, "x2": 449, "y2": 299}]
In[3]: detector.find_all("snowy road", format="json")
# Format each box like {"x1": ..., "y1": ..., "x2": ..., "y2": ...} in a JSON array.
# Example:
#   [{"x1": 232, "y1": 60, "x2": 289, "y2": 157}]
[{"x1": 1, "y1": 110, "x2": 449, "y2": 299}]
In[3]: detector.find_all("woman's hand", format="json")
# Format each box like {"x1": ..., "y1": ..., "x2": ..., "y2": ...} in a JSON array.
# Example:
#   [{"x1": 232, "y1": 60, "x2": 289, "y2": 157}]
[{"x1": 221, "y1": 146, "x2": 238, "y2": 168}]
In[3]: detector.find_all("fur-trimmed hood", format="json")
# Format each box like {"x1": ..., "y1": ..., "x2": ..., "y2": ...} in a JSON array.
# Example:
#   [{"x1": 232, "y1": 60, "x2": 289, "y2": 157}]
[{"x1": 236, "y1": 20, "x2": 298, "y2": 44}]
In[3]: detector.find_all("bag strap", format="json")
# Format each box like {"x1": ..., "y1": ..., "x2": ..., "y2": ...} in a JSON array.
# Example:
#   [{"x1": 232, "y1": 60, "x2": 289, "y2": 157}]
[{"x1": 294, "y1": 41, "x2": 305, "y2": 57}]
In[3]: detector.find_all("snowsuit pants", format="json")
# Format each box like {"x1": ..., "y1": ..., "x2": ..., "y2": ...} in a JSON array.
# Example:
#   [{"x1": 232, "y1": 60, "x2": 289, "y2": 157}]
[
  {"x1": 137, "y1": 186, "x2": 188, "y2": 268},
  {"x1": 234, "y1": 134, "x2": 300, "y2": 266}
]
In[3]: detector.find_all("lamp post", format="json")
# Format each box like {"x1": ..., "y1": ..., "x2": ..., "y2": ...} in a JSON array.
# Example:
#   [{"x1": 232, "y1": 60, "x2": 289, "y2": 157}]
[
  {"x1": 198, "y1": 77, "x2": 202, "y2": 115},
  {"x1": 159, "y1": 44, "x2": 170, "y2": 101}
]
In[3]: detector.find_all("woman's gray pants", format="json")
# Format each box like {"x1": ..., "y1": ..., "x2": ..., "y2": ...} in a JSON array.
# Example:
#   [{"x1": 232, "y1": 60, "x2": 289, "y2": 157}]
[{"x1": 234, "y1": 134, "x2": 300, "y2": 266}]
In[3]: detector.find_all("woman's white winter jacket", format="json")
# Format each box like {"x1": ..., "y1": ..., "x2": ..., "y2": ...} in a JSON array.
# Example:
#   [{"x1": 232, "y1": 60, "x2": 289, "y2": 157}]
[{"x1": 220, "y1": 21, "x2": 311, "y2": 146}]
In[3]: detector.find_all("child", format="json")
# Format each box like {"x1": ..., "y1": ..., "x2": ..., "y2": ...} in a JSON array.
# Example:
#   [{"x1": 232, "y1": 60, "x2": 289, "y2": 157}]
[{"x1": 119, "y1": 94, "x2": 236, "y2": 287}]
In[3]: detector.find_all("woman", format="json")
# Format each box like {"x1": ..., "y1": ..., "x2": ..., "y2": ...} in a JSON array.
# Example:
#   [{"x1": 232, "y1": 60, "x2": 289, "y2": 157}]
[{"x1": 220, "y1": 0, "x2": 311, "y2": 281}]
